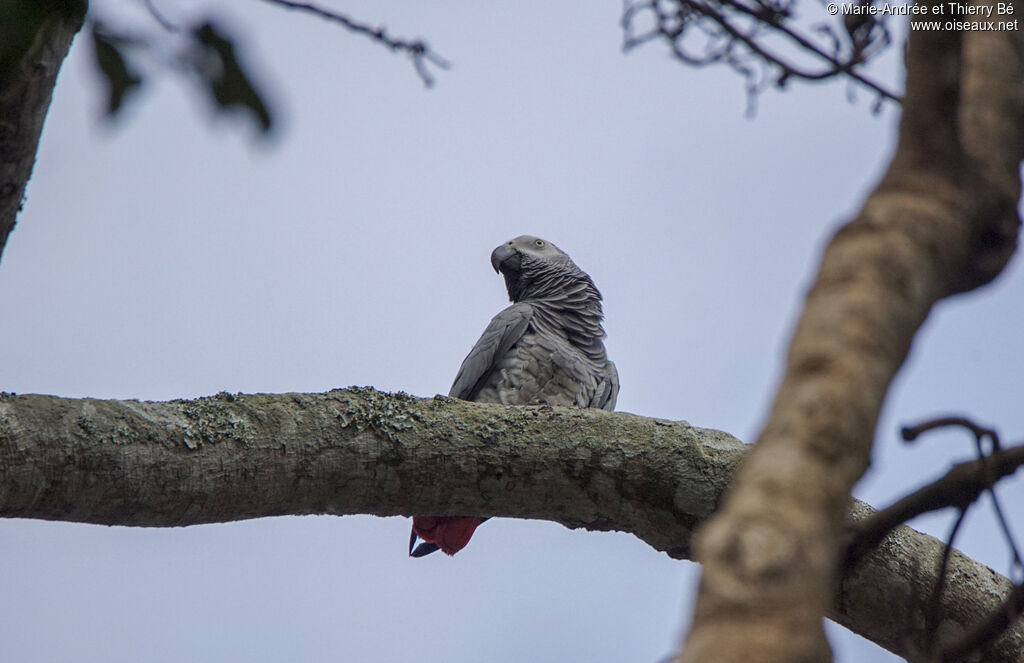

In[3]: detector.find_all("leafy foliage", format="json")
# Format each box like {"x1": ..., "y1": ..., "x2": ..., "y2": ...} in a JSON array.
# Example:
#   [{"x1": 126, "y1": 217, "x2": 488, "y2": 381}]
[
  {"x1": 191, "y1": 21, "x2": 273, "y2": 135},
  {"x1": 90, "y1": 25, "x2": 144, "y2": 116},
  {"x1": 88, "y1": 17, "x2": 274, "y2": 136}
]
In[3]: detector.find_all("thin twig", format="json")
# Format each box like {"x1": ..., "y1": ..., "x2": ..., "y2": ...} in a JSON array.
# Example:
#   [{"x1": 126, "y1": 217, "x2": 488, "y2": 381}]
[
  {"x1": 843, "y1": 443, "x2": 1024, "y2": 567},
  {"x1": 621, "y1": 0, "x2": 901, "y2": 108},
  {"x1": 257, "y1": 0, "x2": 450, "y2": 87},
  {"x1": 142, "y1": 0, "x2": 179, "y2": 33},
  {"x1": 901, "y1": 416, "x2": 999, "y2": 443},
  {"x1": 925, "y1": 508, "x2": 969, "y2": 654},
  {"x1": 844, "y1": 416, "x2": 1024, "y2": 660},
  {"x1": 719, "y1": 0, "x2": 899, "y2": 100},
  {"x1": 990, "y1": 489, "x2": 1024, "y2": 583},
  {"x1": 939, "y1": 582, "x2": 1024, "y2": 663}
]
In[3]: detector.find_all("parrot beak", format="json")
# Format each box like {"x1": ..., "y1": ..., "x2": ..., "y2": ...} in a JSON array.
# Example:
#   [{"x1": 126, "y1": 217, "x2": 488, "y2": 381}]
[{"x1": 491, "y1": 244, "x2": 520, "y2": 275}]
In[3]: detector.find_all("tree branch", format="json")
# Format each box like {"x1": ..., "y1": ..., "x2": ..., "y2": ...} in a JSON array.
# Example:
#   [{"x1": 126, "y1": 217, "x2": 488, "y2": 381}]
[
  {"x1": 0, "y1": 388, "x2": 742, "y2": 557},
  {"x1": 2, "y1": 388, "x2": 1023, "y2": 660}
]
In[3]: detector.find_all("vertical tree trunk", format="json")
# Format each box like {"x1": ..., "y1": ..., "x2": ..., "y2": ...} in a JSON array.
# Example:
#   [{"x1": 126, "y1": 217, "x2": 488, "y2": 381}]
[
  {"x1": 0, "y1": 1, "x2": 87, "y2": 261},
  {"x1": 680, "y1": 4, "x2": 1023, "y2": 661}
]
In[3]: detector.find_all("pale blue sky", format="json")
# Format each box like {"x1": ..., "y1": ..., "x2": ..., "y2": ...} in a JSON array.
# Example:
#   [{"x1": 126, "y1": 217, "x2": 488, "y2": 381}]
[{"x1": 1, "y1": 2, "x2": 1022, "y2": 662}]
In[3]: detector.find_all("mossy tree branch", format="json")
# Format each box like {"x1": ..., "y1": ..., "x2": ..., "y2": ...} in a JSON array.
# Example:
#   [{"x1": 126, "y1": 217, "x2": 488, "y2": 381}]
[{"x1": 1, "y1": 387, "x2": 1022, "y2": 660}]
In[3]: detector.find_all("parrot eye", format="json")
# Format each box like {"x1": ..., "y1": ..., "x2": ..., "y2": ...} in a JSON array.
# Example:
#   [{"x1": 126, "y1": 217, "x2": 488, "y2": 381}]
[{"x1": 534, "y1": 240, "x2": 544, "y2": 247}]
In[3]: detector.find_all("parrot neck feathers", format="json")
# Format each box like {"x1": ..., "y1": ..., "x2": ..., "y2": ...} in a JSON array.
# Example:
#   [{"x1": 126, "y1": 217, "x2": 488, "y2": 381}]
[{"x1": 508, "y1": 256, "x2": 608, "y2": 362}]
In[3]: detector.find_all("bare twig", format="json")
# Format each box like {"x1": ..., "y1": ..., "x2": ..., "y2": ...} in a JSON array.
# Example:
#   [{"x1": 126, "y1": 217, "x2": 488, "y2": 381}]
[
  {"x1": 926, "y1": 507, "x2": 969, "y2": 653},
  {"x1": 142, "y1": 0, "x2": 179, "y2": 33},
  {"x1": 719, "y1": 0, "x2": 899, "y2": 100},
  {"x1": 256, "y1": 0, "x2": 449, "y2": 87},
  {"x1": 902, "y1": 416, "x2": 999, "y2": 444},
  {"x1": 991, "y1": 490, "x2": 1024, "y2": 583},
  {"x1": 843, "y1": 416, "x2": 1024, "y2": 660},
  {"x1": 844, "y1": 443, "x2": 1024, "y2": 566},
  {"x1": 622, "y1": 0, "x2": 900, "y2": 109},
  {"x1": 910, "y1": 418, "x2": 1024, "y2": 578},
  {"x1": 939, "y1": 582, "x2": 1024, "y2": 663}
]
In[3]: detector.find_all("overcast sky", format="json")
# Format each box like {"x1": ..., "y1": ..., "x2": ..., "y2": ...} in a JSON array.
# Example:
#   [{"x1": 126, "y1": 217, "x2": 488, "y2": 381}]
[{"x1": 2, "y1": 2, "x2": 1022, "y2": 662}]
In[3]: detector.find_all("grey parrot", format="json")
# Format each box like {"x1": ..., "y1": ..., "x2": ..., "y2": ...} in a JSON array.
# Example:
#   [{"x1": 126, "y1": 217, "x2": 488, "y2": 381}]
[{"x1": 410, "y1": 235, "x2": 618, "y2": 557}]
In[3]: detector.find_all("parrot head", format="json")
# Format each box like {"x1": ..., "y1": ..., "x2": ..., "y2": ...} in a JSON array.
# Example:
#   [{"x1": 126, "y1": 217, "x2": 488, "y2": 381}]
[{"x1": 491, "y1": 235, "x2": 580, "y2": 302}]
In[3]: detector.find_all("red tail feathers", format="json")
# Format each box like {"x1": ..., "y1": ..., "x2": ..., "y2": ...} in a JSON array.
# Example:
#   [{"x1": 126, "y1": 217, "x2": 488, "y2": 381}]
[{"x1": 411, "y1": 516, "x2": 483, "y2": 556}]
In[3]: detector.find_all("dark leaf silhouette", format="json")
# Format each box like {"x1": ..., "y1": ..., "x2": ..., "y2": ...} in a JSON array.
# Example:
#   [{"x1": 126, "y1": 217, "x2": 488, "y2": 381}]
[
  {"x1": 91, "y1": 24, "x2": 143, "y2": 117},
  {"x1": 192, "y1": 22, "x2": 273, "y2": 135}
]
